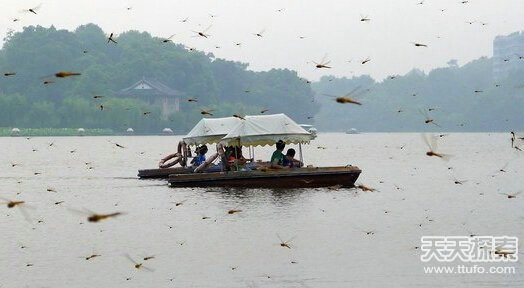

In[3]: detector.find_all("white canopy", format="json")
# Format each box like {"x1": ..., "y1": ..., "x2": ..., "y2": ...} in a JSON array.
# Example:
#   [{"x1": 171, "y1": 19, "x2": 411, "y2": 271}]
[
  {"x1": 220, "y1": 114, "x2": 313, "y2": 147},
  {"x1": 183, "y1": 117, "x2": 241, "y2": 145}
]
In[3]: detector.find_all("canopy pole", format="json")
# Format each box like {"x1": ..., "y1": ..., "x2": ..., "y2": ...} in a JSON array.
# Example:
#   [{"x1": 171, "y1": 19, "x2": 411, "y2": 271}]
[
  {"x1": 299, "y1": 143, "x2": 304, "y2": 167},
  {"x1": 235, "y1": 139, "x2": 240, "y2": 171}
]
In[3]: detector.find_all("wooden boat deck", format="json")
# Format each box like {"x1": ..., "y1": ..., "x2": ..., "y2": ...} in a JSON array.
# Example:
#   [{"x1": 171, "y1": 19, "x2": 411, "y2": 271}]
[{"x1": 168, "y1": 166, "x2": 361, "y2": 188}]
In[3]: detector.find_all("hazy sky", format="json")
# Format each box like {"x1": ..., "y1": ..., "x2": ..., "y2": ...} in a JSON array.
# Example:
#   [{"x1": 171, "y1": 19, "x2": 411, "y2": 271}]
[{"x1": 1, "y1": 0, "x2": 524, "y2": 80}]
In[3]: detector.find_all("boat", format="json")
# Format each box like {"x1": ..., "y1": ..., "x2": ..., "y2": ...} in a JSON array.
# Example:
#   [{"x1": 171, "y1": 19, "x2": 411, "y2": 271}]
[
  {"x1": 158, "y1": 114, "x2": 361, "y2": 188},
  {"x1": 138, "y1": 167, "x2": 193, "y2": 179},
  {"x1": 138, "y1": 116, "x2": 242, "y2": 179},
  {"x1": 169, "y1": 166, "x2": 361, "y2": 188}
]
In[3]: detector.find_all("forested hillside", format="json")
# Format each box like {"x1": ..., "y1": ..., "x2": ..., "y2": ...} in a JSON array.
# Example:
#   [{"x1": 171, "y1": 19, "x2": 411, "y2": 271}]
[
  {"x1": 312, "y1": 57, "x2": 524, "y2": 132},
  {"x1": 2, "y1": 24, "x2": 523, "y2": 134},
  {"x1": 0, "y1": 24, "x2": 318, "y2": 133}
]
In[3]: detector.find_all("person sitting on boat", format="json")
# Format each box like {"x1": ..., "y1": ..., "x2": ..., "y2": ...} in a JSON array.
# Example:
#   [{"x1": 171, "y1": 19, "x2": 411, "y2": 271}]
[
  {"x1": 283, "y1": 148, "x2": 303, "y2": 168},
  {"x1": 270, "y1": 140, "x2": 288, "y2": 169},
  {"x1": 190, "y1": 145, "x2": 208, "y2": 167},
  {"x1": 226, "y1": 146, "x2": 254, "y2": 171}
]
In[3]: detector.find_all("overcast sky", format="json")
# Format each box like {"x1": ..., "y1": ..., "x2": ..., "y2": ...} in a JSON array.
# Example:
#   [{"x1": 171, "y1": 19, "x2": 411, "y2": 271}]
[{"x1": 1, "y1": 0, "x2": 524, "y2": 80}]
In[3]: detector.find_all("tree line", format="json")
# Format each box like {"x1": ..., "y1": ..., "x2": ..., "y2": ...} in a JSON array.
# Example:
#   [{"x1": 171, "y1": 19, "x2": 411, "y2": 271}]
[
  {"x1": 0, "y1": 24, "x2": 318, "y2": 133},
  {"x1": 2, "y1": 24, "x2": 522, "y2": 133},
  {"x1": 312, "y1": 57, "x2": 524, "y2": 132}
]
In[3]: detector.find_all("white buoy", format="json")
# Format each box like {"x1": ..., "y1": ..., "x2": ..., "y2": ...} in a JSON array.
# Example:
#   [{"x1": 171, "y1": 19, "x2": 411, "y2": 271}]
[
  {"x1": 77, "y1": 128, "x2": 85, "y2": 136},
  {"x1": 162, "y1": 128, "x2": 174, "y2": 135},
  {"x1": 126, "y1": 128, "x2": 134, "y2": 134},
  {"x1": 11, "y1": 128, "x2": 20, "y2": 136}
]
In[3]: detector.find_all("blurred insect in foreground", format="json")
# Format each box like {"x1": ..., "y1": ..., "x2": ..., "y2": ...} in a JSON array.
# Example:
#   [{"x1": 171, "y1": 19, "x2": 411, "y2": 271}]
[
  {"x1": 55, "y1": 71, "x2": 81, "y2": 78},
  {"x1": 277, "y1": 234, "x2": 295, "y2": 249},
  {"x1": 40, "y1": 71, "x2": 81, "y2": 86},
  {"x1": 70, "y1": 207, "x2": 124, "y2": 223},
  {"x1": 1, "y1": 196, "x2": 25, "y2": 208},
  {"x1": 423, "y1": 134, "x2": 449, "y2": 160},
  {"x1": 313, "y1": 55, "x2": 331, "y2": 69},
  {"x1": 323, "y1": 86, "x2": 369, "y2": 105},
  {"x1": 0, "y1": 196, "x2": 33, "y2": 221},
  {"x1": 500, "y1": 191, "x2": 522, "y2": 199},
  {"x1": 125, "y1": 254, "x2": 154, "y2": 271},
  {"x1": 87, "y1": 212, "x2": 123, "y2": 222}
]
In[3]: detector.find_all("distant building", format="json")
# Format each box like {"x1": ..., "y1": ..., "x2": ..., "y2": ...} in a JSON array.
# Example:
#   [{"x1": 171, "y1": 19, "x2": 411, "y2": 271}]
[
  {"x1": 116, "y1": 77, "x2": 183, "y2": 120},
  {"x1": 493, "y1": 31, "x2": 524, "y2": 80}
]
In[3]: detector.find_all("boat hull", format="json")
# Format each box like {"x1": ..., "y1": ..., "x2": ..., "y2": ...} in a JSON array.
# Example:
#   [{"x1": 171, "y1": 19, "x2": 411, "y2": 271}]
[
  {"x1": 138, "y1": 167, "x2": 193, "y2": 179},
  {"x1": 168, "y1": 166, "x2": 361, "y2": 188}
]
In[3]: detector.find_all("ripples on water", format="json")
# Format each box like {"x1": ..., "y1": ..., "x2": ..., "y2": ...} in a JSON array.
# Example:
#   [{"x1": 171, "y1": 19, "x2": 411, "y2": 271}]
[{"x1": 0, "y1": 133, "x2": 523, "y2": 287}]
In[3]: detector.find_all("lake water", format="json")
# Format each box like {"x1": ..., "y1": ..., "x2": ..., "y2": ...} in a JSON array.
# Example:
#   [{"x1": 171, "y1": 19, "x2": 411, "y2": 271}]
[{"x1": 1, "y1": 133, "x2": 523, "y2": 287}]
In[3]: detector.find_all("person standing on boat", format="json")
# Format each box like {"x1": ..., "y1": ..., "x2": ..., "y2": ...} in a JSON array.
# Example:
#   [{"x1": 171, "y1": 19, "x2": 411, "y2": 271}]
[
  {"x1": 270, "y1": 140, "x2": 288, "y2": 169},
  {"x1": 191, "y1": 145, "x2": 208, "y2": 167}
]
